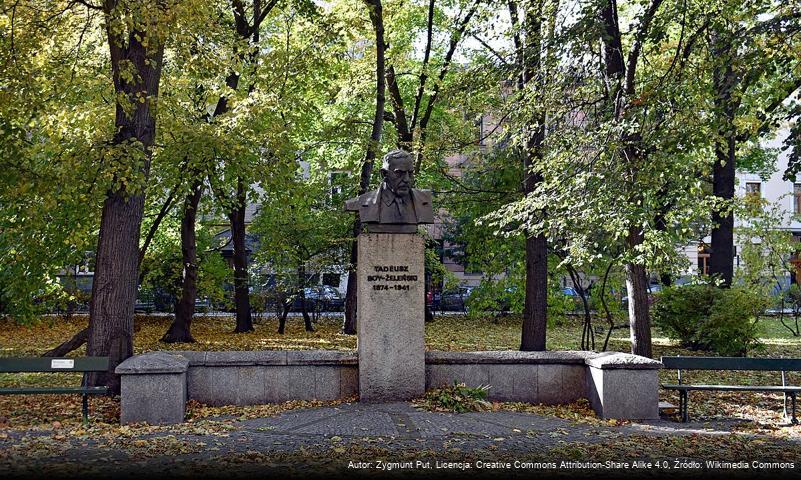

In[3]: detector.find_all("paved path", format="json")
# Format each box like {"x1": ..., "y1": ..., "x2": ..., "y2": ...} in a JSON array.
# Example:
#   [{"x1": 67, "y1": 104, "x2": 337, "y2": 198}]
[{"x1": 2, "y1": 402, "x2": 800, "y2": 479}]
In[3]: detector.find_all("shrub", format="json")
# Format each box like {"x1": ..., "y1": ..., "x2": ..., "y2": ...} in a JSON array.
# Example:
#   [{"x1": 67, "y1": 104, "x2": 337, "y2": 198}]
[
  {"x1": 416, "y1": 382, "x2": 492, "y2": 413},
  {"x1": 652, "y1": 284, "x2": 767, "y2": 356}
]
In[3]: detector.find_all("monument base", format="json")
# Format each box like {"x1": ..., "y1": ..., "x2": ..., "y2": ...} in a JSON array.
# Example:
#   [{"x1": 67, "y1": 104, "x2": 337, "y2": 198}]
[{"x1": 357, "y1": 233, "x2": 425, "y2": 401}]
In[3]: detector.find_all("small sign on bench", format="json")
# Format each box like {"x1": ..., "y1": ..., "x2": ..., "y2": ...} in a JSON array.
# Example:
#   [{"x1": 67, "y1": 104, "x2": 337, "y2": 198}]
[{"x1": 50, "y1": 359, "x2": 75, "y2": 369}]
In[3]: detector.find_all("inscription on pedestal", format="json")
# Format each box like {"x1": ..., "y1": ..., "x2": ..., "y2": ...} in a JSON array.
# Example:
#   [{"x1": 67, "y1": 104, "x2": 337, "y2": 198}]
[
  {"x1": 357, "y1": 234, "x2": 425, "y2": 401},
  {"x1": 367, "y1": 265, "x2": 418, "y2": 291}
]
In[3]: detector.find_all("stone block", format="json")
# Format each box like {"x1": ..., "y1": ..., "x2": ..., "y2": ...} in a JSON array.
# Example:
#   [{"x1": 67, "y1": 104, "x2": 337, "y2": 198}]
[
  {"x1": 585, "y1": 352, "x2": 662, "y2": 370},
  {"x1": 116, "y1": 351, "x2": 189, "y2": 374},
  {"x1": 173, "y1": 351, "x2": 207, "y2": 365},
  {"x1": 487, "y1": 365, "x2": 517, "y2": 401},
  {"x1": 205, "y1": 366, "x2": 240, "y2": 406},
  {"x1": 236, "y1": 366, "x2": 267, "y2": 405},
  {"x1": 264, "y1": 366, "x2": 291, "y2": 403},
  {"x1": 287, "y1": 366, "x2": 317, "y2": 400},
  {"x1": 287, "y1": 350, "x2": 357, "y2": 366},
  {"x1": 586, "y1": 354, "x2": 661, "y2": 419},
  {"x1": 426, "y1": 350, "x2": 594, "y2": 365},
  {"x1": 358, "y1": 234, "x2": 425, "y2": 401},
  {"x1": 116, "y1": 352, "x2": 188, "y2": 425},
  {"x1": 204, "y1": 351, "x2": 259, "y2": 366},
  {"x1": 254, "y1": 351, "x2": 288, "y2": 365},
  {"x1": 512, "y1": 365, "x2": 538, "y2": 401},
  {"x1": 314, "y1": 367, "x2": 342, "y2": 401},
  {"x1": 560, "y1": 365, "x2": 587, "y2": 403}
]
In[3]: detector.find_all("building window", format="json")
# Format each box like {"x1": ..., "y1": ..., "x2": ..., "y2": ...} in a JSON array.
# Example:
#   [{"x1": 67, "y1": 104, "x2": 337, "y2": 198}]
[
  {"x1": 794, "y1": 184, "x2": 801, "y2": 214},
  {"x1": 697, "y1": 243, "x2": 710, "y2": 275},
  {"x1": 745, "y1": 182, "x2": 761, "y2": 198}
]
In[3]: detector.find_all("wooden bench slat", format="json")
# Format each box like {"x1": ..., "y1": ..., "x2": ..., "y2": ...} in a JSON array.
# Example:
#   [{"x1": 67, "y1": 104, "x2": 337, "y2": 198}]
[
  {"x1": 0, "y1": 386, "x2": 109, "y2": 395},
  {"x1": 662, "y1": 384, "x2": 801, "y2": 392},
  {"x1": 0, "y1": 357, "x2": 109, "y2": 373},
  {"x1": 660, "y1": 356, "x2": 801, "y2": 371}
]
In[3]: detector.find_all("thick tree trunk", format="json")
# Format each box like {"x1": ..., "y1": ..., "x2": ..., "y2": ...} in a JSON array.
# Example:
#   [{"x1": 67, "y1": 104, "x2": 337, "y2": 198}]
[
  {"x1": 230, "y1": 178, "x2": 253, "y2": 333},
  {"x1": 343, "y1": 0, "x2": 386, "y2": 335},
  {"x1": 163, "y1": 181, "x2": 203, "y2": 343},
  {"x1": 521, "y1": 234, "x2": 547, "y2": 350},
  {"x1": 87, "y1": 8, "x2": 165, "y2": 393},
  {"x1": 514, "y1": 2, "x2": 548, "y2": 351},
  {"x1": 625, "y1": 230, "x2": 652, "y2": 358},
  {"x1": 87, "y1": 192, "x2": 144, "y2": 392},
  {"x1": 708, "y1": 30, "x2": 738, "y2": 287},
  {"x1": 709, "y1": 137, "x2": 736, "y2": 286}
]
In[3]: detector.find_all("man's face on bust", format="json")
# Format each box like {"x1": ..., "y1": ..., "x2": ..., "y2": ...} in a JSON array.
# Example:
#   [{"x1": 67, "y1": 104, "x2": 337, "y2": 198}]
[{"x1": 383, "y1": 154, "x2": 414, "y2": 198}]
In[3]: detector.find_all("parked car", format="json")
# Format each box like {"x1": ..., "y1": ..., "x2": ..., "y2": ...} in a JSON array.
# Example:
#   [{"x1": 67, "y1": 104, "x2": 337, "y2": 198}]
[
  {"x1": 435, "y1": 286, "x2": 474, "y2": 312},
  {"x1": 292, "y1": 286, "x2": 345, "y2": 312}
]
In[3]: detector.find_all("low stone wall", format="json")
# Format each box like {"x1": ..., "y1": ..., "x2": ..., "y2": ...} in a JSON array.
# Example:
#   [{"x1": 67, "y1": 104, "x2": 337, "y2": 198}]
[
  {"x1": 178, "y1": 350, "x2": 358, "y2": 406},
  {"x1": 426, "y1": 351, "x2": 593, "y2": 404},
  {"x1": 425, "y1": 351, "x2": 662, "y2": 419},
  {"x1": 116, "y1": 349, "x2": 661, "y2": 424}
]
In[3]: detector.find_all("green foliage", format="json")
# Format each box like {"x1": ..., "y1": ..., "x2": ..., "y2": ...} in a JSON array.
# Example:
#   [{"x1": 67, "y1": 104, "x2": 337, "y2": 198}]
[
  {"x1": 417, "y1": 382, "x2": 491, "y2": 413},
  {"x1": 735, "y1": 196, "x2": 796, "y2": 298},
  {"x1": 139, "y1": 224, "x2": 231, "y2": 310},
  {"x1": 652, "y1": 284, "x2": 768, "y2": 356}
]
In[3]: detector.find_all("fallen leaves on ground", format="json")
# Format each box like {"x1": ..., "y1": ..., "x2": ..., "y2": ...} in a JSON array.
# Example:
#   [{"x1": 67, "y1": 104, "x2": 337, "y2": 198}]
[
  {"x1": 186, "y1": 397, "x2": 357, "y2": 421},
  {"x1": 1, "y1": 314, "x2": 800, "y2": 437},
  {"x1": 496, "y1": 399, "x2": 607, "y2": 426}
]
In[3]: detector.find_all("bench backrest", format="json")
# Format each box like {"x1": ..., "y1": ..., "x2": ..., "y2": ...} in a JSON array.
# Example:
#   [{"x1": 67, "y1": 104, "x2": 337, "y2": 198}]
[
  {"x1": 661, "y1": 356, "x2": 801, "y2": 371},
  {"x1": 0, "y1": 357, "x2": 110, "y2": 373}
]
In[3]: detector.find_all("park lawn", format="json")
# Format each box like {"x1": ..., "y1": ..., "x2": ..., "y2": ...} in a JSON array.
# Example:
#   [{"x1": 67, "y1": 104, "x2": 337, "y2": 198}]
[{"x1": 0, "y1": 313, "x2": 800, "y2": 433}]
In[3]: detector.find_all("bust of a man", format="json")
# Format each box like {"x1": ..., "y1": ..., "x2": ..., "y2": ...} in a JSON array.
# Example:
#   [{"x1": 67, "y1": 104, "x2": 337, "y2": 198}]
[{"x1": 344, "y1": 149, "x2": 434, "y2": 233}]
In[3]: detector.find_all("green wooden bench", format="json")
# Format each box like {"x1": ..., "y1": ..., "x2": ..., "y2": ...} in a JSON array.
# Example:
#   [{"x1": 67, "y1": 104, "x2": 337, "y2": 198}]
[
  {"x1": 661, "y1": 356, "x2": 801, "y2": 424},
  {"x1": 0, "y1": 357, "x2": 110, "y2": 423}
]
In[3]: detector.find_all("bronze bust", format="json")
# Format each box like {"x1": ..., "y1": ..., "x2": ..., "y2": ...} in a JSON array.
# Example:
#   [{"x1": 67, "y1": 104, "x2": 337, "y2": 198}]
[{"x1": 345, "y1": 150, "x2": 434, "y2": 233}]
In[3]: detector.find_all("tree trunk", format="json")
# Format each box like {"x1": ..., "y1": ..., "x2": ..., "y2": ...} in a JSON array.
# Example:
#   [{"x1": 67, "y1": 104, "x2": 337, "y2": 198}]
[
  {"x1": 343, "y1": 228, "x2": 359, "y2": 335},
  {"x1": 343, "y1": 0, "x2": 386, "y2": 335},
  {"x1": 625, "y1": 230, "x2": 652, "y2": 358},
  {"x1": 43, "y1": 327, "x2": 88, "y2": 357},
  {"x1": 163, "y1": 181, "x2": 203, "y2": 343},
  {"x1": 87, "y1": 7, "x2": 165, "y2": 393},
  {"x1": 230, "y1": 177, "x2": 253, "y2": 333},
  {"x1": 298, "y1": 264, "x2": 314, "y2": 332},
  {"x1": 515, "y1": 1, "x2": 548, "y2": 351},
  {"x1": 709, "y1": 137, "x2": 736, "y2": 286},
  {"x1": 708, "y1": 29, "x2": 738, "y2": 287},
  {"x1": 521, "y1": 234, "x2": 547, "y2": 350},
  {"x1": 87, "y1": 192, "x2": 144, "y2": 392}
]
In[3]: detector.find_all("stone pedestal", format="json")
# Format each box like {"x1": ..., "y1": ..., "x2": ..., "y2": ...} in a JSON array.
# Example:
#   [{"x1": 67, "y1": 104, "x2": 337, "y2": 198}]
[
  {"x1": 357, "y1": 233, "x2": 425, "y2": 401},
  {"x1": 116, "y1": 352, "x2": 189, "y2": 425},
  {"x1": 585, "y1": 352, "x2": 662, "y2": 419}
]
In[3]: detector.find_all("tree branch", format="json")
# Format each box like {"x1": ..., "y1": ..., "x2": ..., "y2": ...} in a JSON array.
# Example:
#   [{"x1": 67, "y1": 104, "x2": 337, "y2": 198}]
[
  {"x1": 138, "y1": 185, "x2": 179, "y2": 269},
  {"x1": 253, "y1": 0, "x2": 281, "y2": 33},
  {"x1": 470, "y1": 32, "x2": 511, "y2": 66},
  {"x1": 386, "y1": 64, "x2": 412, "y2": 146},
  {"x1": 625, "y1": 0, "x2": 665, "y2": 95},
  {"x1": 410, "y1": 0, "x2": 436, "y2": 133},
  {"x1": 73, "y1": 0, "x2": 102, "y2": 11},
  {"x1": 417, "y1": 0, "x2": 481, "y2": 137},
  {"x1": 737, "y1": 77, "x2": 801, "y2": 142}
]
